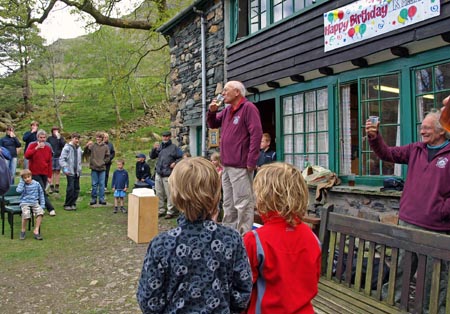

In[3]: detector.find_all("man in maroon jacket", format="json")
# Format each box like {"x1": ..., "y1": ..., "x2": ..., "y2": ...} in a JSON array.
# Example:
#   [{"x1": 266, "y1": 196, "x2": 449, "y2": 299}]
[
  {"x1": 207, "y1": 81, "x2": 263, "y2": 234},
  {"x1": 25, "y1": 129, "x2": 56, "y2": 216}
]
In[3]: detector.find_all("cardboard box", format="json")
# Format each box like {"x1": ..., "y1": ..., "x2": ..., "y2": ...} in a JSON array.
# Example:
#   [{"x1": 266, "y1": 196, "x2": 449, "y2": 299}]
[{"x1": 127, "y1": 190, "x2": 159, "y2": 244}]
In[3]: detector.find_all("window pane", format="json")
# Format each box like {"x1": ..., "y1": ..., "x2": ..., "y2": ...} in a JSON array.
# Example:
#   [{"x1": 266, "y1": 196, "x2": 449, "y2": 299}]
[
  {"x1": 261, "y1": 12, "x2": 267, "y2": 28},
  {"x1": 317, "y1": 110, "x2": 328, "y2": 131},
  {"x1": 318, "y1": 154, "x2": 329, "y2": 168},
  {"x1": 295, "y1": 0, "x2": 304, "y2": 11},
  {"x1": 367, "y1": 77, "x2": 379, "y2": 99},
  {"x1": 273, "y1": 4, "x2": 282, "y2": 22},
  {"x1": 283, "y1": 1, "x2": 293, "y2": 18},
  {"x1": 434, "y1": 63, "x2": 450, "y2": 90},
  {"x1": 285, "y1": 154, "x2": 293, "y2": 165},
  {"x1": 317, "y1": 133, "x2": 328, "y2": 153},
  {"x1": 317, "y1": 88, "x2": 328, "y2": 110},
  {"x1": 380, "y1": 100, "x2": 400, "y2": 124},
  {"x1": 306, "y1": 133, "x2": 315, "y2": 153},
  {"x1": 293, "y1": 155, "x2": 302, "y2": 169},
  {"x1": 284, "y1": 116, "x2": 293, "y2": 133},
  {"x1": 294, "y1": 114, "x2": 303, "y2": 133},
  {"x1": 284, "y1": 135, "x2": 293, "y2": 153},
  {"x1": 284, "y1": 97, "x2": 293, "y2": 114},
  {"x1": 306, "y1": 112, "x2": 315, "y2": 131},
  {"x1": 381, "y1": 125, "x2": 400, "y2": 147},
  {"x1": 294, "y1": 135, "x2": 303, "y2": 153},
  {"x1": 293, "y1": 94, "x2": 303, "y2": 113},
  {"x1": 305, "y1": 92, "x2": 316, "y2": 111},
  {"x1": 416, "y1": 68, "x2": 432, "y2": 93}
]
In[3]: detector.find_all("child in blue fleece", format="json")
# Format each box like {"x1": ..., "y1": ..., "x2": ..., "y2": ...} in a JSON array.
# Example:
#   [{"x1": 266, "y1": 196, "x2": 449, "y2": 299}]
[
  {"x1": 136, "y1": 157, "x2": 252, "y2": 314},
  {"x1": 17, "y1": 169, "x2": 45, "y2": 240}
]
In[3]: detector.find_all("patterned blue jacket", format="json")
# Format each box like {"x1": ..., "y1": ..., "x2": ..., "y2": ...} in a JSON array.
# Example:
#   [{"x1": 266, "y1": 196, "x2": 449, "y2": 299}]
[{"x1": 137, "y1": 215, "x2": 252, "y2": 314}]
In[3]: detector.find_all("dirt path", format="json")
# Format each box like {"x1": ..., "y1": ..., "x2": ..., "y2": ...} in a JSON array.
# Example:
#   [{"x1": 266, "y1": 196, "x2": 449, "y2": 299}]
[{"x1": 0, "y1": 213, "x2": 174, "y2": 314}]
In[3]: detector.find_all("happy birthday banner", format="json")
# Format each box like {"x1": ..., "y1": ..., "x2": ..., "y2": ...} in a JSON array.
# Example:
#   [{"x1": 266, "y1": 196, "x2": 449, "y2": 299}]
[{"x1": 324, "y1": 0, "x2": 440, "y2": 52}]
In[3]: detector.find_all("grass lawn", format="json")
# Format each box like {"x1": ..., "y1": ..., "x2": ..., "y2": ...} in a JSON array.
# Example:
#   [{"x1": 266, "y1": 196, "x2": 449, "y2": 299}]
[{"x1": 0, "y1": 172, "x2": 177, "y2": 313}]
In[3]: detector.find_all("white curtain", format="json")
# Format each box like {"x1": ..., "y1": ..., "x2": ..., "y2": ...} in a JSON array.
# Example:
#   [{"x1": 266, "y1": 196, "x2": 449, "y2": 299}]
[{"x1": 340, "y1": 86, "x2": 352, "y2": 174}]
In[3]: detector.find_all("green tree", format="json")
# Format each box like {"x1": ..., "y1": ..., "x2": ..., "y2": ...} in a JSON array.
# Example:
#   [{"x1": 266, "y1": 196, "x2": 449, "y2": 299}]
[{"x1": 0, "y1": 2, "x2": 45, "y2": 112}]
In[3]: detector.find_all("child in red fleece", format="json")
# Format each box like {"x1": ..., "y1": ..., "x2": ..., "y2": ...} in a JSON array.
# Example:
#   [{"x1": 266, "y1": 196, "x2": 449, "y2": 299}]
[{"x1": 243, "y1": 162, "x2": 321, "y2": 314}]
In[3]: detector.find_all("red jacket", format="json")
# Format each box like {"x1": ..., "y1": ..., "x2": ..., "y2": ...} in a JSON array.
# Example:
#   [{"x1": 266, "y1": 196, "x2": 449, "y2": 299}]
[
  {"x1": 25, "y1": 142, "x2": 53, "y2": 178},
  {"x1": 243, "y1": 213, "x2": 321, "y2": 314}
]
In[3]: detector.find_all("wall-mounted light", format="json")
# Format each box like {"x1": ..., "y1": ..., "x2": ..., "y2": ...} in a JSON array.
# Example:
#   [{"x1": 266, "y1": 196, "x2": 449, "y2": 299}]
[{"x1": 373, "y1": 85, "x2": 434, "y2": 99}]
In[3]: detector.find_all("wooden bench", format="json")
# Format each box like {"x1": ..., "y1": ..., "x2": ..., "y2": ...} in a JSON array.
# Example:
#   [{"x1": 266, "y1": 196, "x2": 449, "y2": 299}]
[{"x1": 313, "y1": 205, "x2": 450, "y2": 314}]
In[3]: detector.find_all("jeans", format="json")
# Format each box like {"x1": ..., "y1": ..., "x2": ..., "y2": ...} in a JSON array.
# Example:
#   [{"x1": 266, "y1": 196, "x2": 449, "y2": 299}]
[
  {"x1": 6, "y1": 157, "x2": 17, "y2": 184},
  {"x1": 144, "y1": 178, "x2": 155, "y2": 188},
  {"x1": 64, "y1": 175, "x2": 80, "y2": 207},
  {"x1": 32, "y1": 174, "x2": 54, "y2": 212},
  {"x1": 91, "y1": 170, "x2": 105, "y2": 202}
]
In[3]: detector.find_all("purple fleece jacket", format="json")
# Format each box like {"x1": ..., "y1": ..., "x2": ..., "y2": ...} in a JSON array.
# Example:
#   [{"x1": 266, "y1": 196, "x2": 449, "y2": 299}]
[
  {"x1": 207, "y1": 98, "x2": 263, "y2": 168},
  {"x1": 369, "y1": 134, "x2": 450, "y2": 231}
]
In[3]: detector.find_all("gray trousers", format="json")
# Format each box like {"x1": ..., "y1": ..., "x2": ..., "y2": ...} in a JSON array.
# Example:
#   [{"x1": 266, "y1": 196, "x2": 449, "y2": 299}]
[
  {"x1": 221, "y1": 166, "x2": 255, "y2": 235},
  {"x1": 155, "y1": 173, "x2": 177, "y2": 215}
]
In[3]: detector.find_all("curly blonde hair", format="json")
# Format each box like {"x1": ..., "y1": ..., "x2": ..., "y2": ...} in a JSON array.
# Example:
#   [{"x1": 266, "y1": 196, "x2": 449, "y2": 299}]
[
  {"x1": 254, "y1": 162, "x2": 308, "y2": 226},
  {"x1": 169, "y1": 157, "x2": 221, "y2": 222}
]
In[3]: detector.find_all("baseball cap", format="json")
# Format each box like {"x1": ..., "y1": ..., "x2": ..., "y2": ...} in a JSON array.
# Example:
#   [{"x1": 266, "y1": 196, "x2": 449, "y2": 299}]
[
  {"x1": 136, "y1": 153, "x2": 146, "y2": 159},
  {"x1": 162, "y1": 131, "x2": 171, "y2": 137}
]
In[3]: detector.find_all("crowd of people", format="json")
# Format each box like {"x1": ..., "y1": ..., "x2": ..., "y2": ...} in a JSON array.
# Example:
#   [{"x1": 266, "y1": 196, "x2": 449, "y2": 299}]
[{"x1": 2, "y1": 80, "x2": 448, "y2": 313}]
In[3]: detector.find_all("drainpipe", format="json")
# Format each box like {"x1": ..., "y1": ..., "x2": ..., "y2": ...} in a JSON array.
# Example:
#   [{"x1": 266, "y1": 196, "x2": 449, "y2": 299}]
[{"x1": 193, "y1": 7, "x2": 207, "y2": 157}]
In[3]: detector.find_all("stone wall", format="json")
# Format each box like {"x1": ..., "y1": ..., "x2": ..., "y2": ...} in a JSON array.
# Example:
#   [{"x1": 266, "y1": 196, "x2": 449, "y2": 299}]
[
  {"x1": 308, "y1": 185, "x2": 401, "y2": 225},
  {"x1": 166, "y1": 1, "x2": 225, "y2": 150}
]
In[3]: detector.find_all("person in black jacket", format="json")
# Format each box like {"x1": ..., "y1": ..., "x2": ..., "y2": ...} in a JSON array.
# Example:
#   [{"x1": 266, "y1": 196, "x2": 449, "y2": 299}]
[
  {"x1": 103, "y1": 133, "x2": 115, "y2": 190},
  {"x1": 135, "y1": 153, "x2": 154, "y2": 188},
  {"x1": 47, "y1": 126, "x2": 66, "y2": 193},
  {"x1": 22, "y1": 121, "x2": 39, "y2": 169},
  {"x1": 149, "y1": 131, "x2": 183, "y2": 219},
  {"x1": 0, "y1": 125, "x2": 21, "y2": 184}
]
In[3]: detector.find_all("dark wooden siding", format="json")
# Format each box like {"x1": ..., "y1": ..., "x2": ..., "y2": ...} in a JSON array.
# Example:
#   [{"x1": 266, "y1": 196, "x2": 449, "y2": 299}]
[{"x1": 226, "y1": 0, "x2": 450, "y2": 88}]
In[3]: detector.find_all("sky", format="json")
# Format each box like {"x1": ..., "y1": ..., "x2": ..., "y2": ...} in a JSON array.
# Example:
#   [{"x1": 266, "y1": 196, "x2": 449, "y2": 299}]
[{"x1": 38, "y1": 1, "x2": 142, "y2": 44}]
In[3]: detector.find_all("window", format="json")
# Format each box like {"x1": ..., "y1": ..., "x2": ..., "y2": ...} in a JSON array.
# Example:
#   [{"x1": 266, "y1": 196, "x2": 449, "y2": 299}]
[
  {"x1": 339, "y1": 74, "x2": 401, "y2": 178},
  {"x1": 233, "y1": 0, "x2": 317, "y2": 40},
  {"x1": 414, "y1": 61, "x2": 450, "y2": 137},
  {"x1": 283, "y1": 88, "x2": 328, "y2": 169}
]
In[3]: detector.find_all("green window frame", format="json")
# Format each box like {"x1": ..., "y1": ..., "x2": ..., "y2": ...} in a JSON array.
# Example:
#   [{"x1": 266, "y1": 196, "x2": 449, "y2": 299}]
[
  {"x1": 282, "y1": 87, "x2": 329, "y2": 169},
  {"x1": 413, "y1": 61, "x2": 450, "y2": 140}
]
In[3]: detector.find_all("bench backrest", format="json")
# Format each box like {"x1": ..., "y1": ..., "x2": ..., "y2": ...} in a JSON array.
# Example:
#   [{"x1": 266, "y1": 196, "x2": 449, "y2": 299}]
[{"x1": 319, "y1": 204, "x2": 450, "y2": 314}]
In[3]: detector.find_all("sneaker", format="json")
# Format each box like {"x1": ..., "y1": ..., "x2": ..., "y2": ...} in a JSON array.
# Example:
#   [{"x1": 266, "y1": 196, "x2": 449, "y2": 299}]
[
  {"x1": 120, "y1": 207, "x2": 127, "y2": 214},
  {"x1": 20, "y1": 231, "x2": 26, "y2": 240},
  {"x1": 49, "y1": 210, "x2": 56, "y2": 216},
  {"x1": 71, "y1": 205, "x2": 77, "y2": 210},
  {"x1": 99, "y1": 200, "x2": 107, "y2": 205},
  {"x1": 113, "y1": 207, "x2": 118, "y2": 214},
  {"x1": 90, "y1": 199, "x2": 97, "y2": 205},
  {"x1": 33, "y1": 233, "x2": 43, "y2": 240}
]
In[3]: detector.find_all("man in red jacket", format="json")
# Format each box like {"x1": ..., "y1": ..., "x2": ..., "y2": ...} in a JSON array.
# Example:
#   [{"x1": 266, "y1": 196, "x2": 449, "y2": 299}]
[
  {"x1": 25, "y1": 129, "x2": 56, "y2": 216},
  {"x1": 207, "y1": 81, "x2": 263, "y2": 234}
]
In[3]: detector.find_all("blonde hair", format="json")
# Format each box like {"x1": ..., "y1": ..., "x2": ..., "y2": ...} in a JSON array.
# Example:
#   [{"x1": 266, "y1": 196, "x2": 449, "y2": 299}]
[
  {"x1": 262, "y1": 133, "x2": 271, "y2": 142},
  {"x1": 210, "y1": 152, "x2": 222, "y2": 164},
  {"x1": 169, "y1": 157, "x2": 221, "y2": 222},
  {"x1": 254, "y1": 162, "x2": 308, "y2": 226}
]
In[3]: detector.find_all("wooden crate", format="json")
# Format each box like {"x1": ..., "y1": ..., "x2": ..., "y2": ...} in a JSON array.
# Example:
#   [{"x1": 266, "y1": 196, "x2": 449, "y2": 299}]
[{"x1": 127, "y1": 193, "x2": 159, "y2": 244}]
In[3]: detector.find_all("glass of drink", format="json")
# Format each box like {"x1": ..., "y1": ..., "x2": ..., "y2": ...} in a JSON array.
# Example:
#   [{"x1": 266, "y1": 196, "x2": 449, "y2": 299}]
[
  {"x1": 440, "y1": 96, "x2": 450, "y2": 132},
  {"x1": 369, "y1": 116, "x2": 379, "y2": 125},
  {"x1": 215, "y1": 94, "x2": 224, "y2": 107}
]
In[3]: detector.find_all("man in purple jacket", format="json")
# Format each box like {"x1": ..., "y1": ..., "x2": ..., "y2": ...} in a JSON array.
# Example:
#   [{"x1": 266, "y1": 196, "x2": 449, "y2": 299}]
[
  {"x1": 366, "y1": 108, "x2": 450, "y2": 312},
  {"x1": 207, "y1": 81, "x2": 263, "y2": 235}
]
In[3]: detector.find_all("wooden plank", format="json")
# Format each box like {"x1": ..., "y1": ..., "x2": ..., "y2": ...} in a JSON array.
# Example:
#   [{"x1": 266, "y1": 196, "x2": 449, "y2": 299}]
[
  {"x1": 400, "y1": 251, "x2": 413, "y2": 311},
  {"x1": 354, "y1": 239, "x2": 366, "y2": 291},
  {"x1": 345, "y1": 235, "x2": 356, "y2": 286},
  {"x1": 326, "y1": 231, "x2": 336, "y2": 280},
  {"x1": 415, "y1": 254, "x2": 427, "y2": 313},
  {"x1": 375, "y1": 244, "x2": 386, "y2": 301},
  {"x1": 336, "y1": 233, "x2": 347, "y2": 283},
  {"x1": 364, "y1": 242, "x2": 375, "y2": 296},
  {"x1": 429, "y1": 259, "x2": 442, "y2": 314},
  {"x1": 318, "y1": 279, "x2": 402, "y2": 314},
  {"x1": 386, "y1": 247, "x2": 399, "y2": 305}
]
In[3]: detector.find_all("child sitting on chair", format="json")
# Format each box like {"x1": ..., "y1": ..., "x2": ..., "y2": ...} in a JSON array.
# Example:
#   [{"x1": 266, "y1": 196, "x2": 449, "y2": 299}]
[
  {"x1": 17, "y1": 169, "x2": 45, "y2": 240},
  {"x1": 243, "y1": 162, "x2": 321, "y2": 314},
  {"x1": 137, "y1": 157, "x2": 252, "y2": 313}
]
